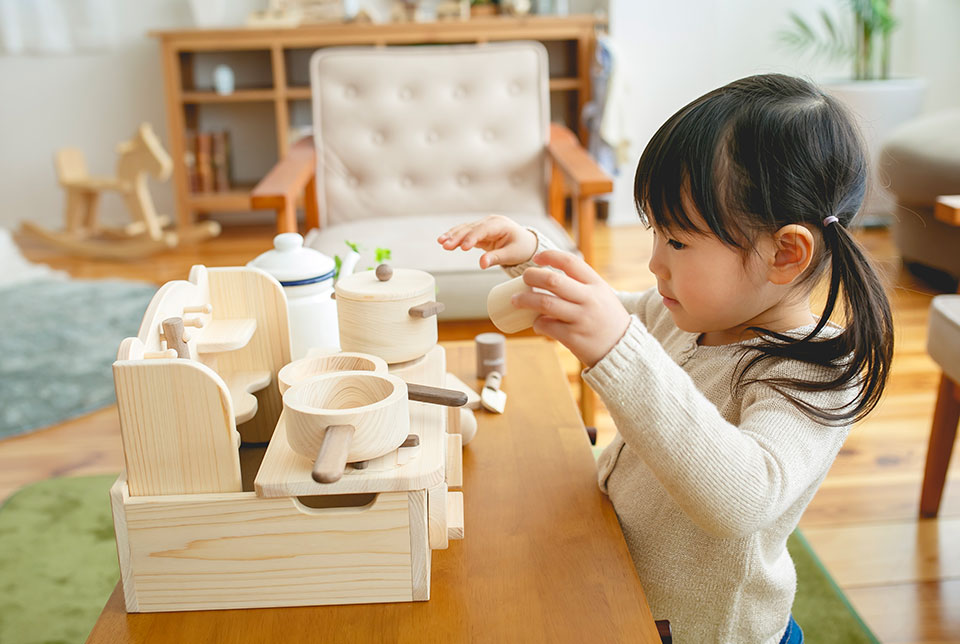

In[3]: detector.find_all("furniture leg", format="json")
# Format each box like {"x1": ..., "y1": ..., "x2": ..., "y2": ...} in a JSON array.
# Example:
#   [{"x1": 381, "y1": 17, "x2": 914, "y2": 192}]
[
  {"x1": 63, "y1": 188, "x2": 88, "y2": 234},
  {"x1": 549, "y1": 163, "x2": 565, "y2": 226},
  {"x1": 576, "y1": 194, "x2": 595, "y2": 267},
  {"x1": 84, "y1": 191, "x2": 102, "y2": 229},
  {"x1": 277, "y1": 200, "x2": 297, "y2": 234},
  {"x1": 305, "y1": 174, "x2": 319, "y2": 231},
  {"x1": 579, "y1": 368, "x2": 596, "y2": 427},
  {"x1": 920, "y1": 373, "x2": 960, "y2": 518}
]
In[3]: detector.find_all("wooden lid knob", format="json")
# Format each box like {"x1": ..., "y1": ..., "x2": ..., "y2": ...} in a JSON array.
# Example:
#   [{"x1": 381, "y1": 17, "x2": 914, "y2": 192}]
[{"x1": 375, "y1": 264, "x2": 393, "y2": 281}]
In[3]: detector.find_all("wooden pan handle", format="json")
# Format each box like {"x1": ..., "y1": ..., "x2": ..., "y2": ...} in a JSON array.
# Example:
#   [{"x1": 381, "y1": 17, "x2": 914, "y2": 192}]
[
  {"x1": 407, "y1": 383, "x2": 468, "y2": 407},
  {"x1": 311, "y1": 424, "x2": 355, "y2": 484},
  {"x1": 408, "y1": 301, "x2": 445, "y2": 318}
]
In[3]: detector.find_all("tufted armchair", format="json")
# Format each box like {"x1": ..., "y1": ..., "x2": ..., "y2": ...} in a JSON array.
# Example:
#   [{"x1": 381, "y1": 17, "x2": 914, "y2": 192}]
[{"x1": 251, "y1": 41, "x2": 612, "y2": 320}]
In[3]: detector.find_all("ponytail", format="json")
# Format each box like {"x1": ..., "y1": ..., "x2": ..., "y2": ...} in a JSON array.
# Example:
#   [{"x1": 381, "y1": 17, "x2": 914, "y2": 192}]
[{"x1": 736, "y1": 220, "x2": 894, "y2": 425}]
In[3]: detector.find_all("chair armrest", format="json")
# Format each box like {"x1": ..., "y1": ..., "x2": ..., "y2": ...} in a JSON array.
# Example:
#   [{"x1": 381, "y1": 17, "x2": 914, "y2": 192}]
[
  {"x1": 251, "y1": 136, "x2": 316, "y2": 212},
  {"x1": 935, "y1": 195, "x2": 960, "y2": 226},
  {"x1": 547, "y1": 123, "x2": 613, "y2": 197}
]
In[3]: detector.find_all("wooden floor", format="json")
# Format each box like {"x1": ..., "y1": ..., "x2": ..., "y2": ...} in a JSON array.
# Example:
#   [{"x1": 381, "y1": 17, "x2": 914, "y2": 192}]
[{"x1": 6, "y1": 223, "x2": 959, "y2": 642}]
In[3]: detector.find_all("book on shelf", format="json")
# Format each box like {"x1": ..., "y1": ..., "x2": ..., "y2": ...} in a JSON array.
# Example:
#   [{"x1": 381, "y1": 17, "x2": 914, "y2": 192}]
[
  {"x1": 184, "y1": 130, "x2": 199, "y2": 193},
  {"x1": 212, "y1": 130, "x2": 231, "y2": 192},
  {"x1": 185, "y1": 129, "x2": 231, "y2": 193}
]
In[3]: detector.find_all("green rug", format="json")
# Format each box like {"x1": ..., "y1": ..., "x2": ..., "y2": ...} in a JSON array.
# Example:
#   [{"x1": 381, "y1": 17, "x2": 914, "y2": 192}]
[
  {"x1": 0, "y1": 279, "x2": 156, "y2": 440},
  {"x1": 788, "y1": 531, "x2": 880, "y2": 643},
  {"x1": 0, "y1": 474, "x2": 881, "y2": 644},
  {"x1": 0, "y1": 475, "x2": 120, "y2": 644}
]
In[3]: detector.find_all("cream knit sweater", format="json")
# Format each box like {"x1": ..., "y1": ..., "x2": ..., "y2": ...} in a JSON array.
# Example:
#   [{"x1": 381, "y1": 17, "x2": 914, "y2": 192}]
[{"x1": 506, "y1": 235, "x2": 852, "y2": 643}]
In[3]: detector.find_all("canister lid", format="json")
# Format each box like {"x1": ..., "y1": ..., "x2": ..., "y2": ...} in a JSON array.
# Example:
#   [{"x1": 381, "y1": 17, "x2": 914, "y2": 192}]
[
  {"x1": 247, "y1": 233, "x2": 336, "y2": 285},
  {"x1": 335, "y1": 266, "x2": 434, "y2": 302}
]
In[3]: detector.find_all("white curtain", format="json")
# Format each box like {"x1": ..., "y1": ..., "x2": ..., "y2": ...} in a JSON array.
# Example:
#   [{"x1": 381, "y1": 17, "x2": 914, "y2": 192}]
[{"x1": 0, "y1": 0, "x2": 119, "y2": 55}]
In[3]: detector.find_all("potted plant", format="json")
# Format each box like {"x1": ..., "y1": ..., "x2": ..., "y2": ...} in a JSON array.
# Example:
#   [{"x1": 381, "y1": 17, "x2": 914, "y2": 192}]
[{"x1": 778, "y1": 0, "x2": 925, "y2": 222}]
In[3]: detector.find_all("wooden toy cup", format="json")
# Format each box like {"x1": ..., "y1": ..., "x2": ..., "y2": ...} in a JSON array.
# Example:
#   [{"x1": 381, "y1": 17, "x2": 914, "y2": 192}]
[{"x1": 486, "y1": 276, "x2": 539, "y2": 334}]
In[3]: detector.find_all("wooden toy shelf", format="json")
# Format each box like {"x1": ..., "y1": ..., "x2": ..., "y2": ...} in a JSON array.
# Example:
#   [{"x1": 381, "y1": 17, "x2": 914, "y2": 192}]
[
  {"x1": 196, "y1": 317, "x2": 257, "y2": 354},
  {"x1": 149, "y1": 14, "x2": 603, "y2": 229},
  {"x1": 225, "y1": 370, "x2": 272, "y2": 424}
]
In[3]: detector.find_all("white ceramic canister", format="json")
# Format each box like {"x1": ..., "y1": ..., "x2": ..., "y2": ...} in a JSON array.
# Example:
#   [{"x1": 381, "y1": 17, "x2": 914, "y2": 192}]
[{"x1": 248, "y1": 233, "x2": 359, "y2": 359}]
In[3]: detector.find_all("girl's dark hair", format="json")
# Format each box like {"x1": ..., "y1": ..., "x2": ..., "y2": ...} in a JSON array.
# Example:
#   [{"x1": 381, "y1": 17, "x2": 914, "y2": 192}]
[{"x1": 634, "y1": 73, "x2": 893, "y2": 425}]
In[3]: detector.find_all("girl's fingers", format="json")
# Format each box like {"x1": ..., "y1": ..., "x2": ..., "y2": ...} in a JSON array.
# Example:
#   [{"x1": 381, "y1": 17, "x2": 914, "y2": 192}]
[
  {"x1": 479, "y1": 251, "x2": 500, "y2": 269},
  {"x1": 437, "y1": 224, "x2": 468, "y2": 248},
  {"x1": 521, "y1": 266, "x2": 588, "y2": 303},
  {"x1": 531, "y1": 316, "x2": 565, "y2": 343},
  {"x1": 511, "y1": 290, "x2": 580, "y2": 324},
  {"x1": 533, "y1": 250, "x2": 600, "y2": 285}
]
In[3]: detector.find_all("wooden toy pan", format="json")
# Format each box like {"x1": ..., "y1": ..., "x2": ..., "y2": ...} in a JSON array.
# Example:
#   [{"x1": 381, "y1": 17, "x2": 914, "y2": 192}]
[{"x1": 283, "y1": 371, "x2": 466, "y2": 483}]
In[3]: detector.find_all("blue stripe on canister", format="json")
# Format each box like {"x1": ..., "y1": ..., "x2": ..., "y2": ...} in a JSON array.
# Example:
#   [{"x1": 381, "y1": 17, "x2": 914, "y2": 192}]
[{"x1": 278, "y1": 269, "x2": 336, "y2": 287}]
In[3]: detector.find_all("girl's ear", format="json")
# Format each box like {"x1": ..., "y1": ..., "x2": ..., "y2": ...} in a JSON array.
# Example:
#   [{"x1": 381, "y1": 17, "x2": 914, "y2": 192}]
[{"x1": 768, "y1": 224, "x2": 815, "y2": 285}]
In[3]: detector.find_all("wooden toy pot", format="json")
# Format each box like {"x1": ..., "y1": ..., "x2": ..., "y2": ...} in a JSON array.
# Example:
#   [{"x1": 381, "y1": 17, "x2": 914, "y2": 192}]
[
  {"x1": 283, "y1": 371, "x2": 467, "y2": 483},
  {"x1": 335, "y1": 265, "x2": 443, "y2": 364},
  {"x1": 278, "y1": 352, "x2": 388, "y2": 394}
]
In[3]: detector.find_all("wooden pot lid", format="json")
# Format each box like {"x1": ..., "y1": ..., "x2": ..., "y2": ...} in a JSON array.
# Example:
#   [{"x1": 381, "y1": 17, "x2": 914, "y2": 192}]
[{"x1": 335, "y1": 266, "x2": 434, "y2": 302}]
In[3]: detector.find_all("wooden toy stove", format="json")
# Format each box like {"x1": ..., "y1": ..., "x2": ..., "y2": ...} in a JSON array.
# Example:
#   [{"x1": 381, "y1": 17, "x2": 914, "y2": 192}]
[{"x1": 110, "y1": 265, "x2": 465, "y2": 613}]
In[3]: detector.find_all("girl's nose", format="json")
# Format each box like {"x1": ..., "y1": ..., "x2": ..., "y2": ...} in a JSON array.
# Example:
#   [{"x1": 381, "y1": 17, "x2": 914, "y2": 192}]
[{"x1": 648, "y1": 239, "x2": 668, "y2": 281}]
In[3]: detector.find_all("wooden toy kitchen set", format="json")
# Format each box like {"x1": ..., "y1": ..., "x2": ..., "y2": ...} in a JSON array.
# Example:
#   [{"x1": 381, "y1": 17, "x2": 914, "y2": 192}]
[{"x1": 109, "y1": 240, "x2": 470, "y2": 613}]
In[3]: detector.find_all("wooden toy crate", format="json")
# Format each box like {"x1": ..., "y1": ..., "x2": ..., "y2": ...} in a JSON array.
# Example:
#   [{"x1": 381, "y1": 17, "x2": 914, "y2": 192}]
[{"x1": 110, "y1": 267, "x2": 463, "y2": 612}]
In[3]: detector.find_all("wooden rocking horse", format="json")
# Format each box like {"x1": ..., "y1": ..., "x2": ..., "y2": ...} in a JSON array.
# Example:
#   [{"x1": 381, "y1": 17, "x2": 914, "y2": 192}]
[{"x1": 20, "y1": 123, "x2": 220, "y2": 260}]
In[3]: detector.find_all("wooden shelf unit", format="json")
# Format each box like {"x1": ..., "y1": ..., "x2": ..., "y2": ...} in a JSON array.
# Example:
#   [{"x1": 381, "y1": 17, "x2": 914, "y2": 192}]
[{"x1": 150, "y1": 15, "x2": 602, "y2": 229}]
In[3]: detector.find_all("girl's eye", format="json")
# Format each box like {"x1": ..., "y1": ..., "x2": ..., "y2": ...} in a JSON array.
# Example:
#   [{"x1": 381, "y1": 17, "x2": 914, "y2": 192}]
[{"x1": 667, "y1": 239, "x2": 686, "y2": 250}]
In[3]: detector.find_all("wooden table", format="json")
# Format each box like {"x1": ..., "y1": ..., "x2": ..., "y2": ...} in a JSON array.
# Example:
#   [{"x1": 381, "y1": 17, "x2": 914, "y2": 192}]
[{"x1": 86, "y1": 338, "x2": 660, "y2": 643}]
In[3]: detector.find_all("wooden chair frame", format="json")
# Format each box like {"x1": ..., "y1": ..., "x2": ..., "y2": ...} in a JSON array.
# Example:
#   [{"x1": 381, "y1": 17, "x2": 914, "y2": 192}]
[
  {"x1": 251, "y1": 123, "x2": 612, "y2": 267},
  {"x1": 920, "y1": 194, "x2": 960, "y2": 518}
]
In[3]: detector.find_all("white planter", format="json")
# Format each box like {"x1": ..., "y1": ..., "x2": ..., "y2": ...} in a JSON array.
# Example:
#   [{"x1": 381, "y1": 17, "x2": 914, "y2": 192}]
[
  {"x1": 189, "y1": 0, "x2": 228, "y2": 27},
  {"x1": 822, "y1": 78, "x2": 927, "y2": 223}
]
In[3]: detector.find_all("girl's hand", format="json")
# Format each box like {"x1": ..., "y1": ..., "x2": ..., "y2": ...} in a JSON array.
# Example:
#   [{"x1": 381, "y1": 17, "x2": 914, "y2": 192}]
[
  {"x1": 514, "y1": 250, "x2": 631, "y2": 368},
  {"x1": 437, "y1": 215, "x2": 538, "y2": 269}
]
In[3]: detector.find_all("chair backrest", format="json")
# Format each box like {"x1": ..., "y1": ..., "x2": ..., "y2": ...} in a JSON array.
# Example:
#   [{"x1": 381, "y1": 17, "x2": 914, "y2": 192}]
[{"x1": 309, "y1": 41, "x2": 550, "y2": 227}]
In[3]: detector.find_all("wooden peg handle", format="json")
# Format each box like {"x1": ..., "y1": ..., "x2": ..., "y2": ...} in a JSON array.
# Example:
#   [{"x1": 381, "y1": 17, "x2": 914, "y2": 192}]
[
  {"x1": 161, "y1": 317, "x2": 189, "y2": 358},
  {"x1": 407, "y1": 383, "x2": 468, "y2": 407},
  {"x1": 182, "y1": 317, "x2": 205, "y2": 328},
  {"x1": 183, "y1": 304, "x2": 212, "y2": 314},
  {"x1": 408, "y1": 301, "x2": 445, "y2": 318},
  {"x1": 312, "y1": 424, "x2": 355, "y2": 484}
]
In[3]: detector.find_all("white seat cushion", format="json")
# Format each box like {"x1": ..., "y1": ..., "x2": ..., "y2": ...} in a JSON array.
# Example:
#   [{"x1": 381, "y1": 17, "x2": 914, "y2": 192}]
[
  {"x1": 304, "y1": 212, "x2": 575, "y2": 320},
  {"x1": 928, "y1": 294, "x2": 960, "y2": 384}
]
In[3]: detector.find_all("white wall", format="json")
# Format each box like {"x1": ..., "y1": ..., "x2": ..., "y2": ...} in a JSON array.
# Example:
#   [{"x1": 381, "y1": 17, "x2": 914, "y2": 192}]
[
  {"x1": 605, "y1": 0, "x2": 960, "y2": 225},
  {"x1": 0, "y1": 0, "x2": 261, "y2": 231},
  {"x1": 1, "y1": 0, "x2": 956, "y2": 231}
]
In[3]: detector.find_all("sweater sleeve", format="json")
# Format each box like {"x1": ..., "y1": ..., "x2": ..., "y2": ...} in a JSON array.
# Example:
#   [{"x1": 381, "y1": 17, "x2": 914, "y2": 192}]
[
  {"x1": 502, "y1": 229, "x2": 656, "y2": 324},
  {"x1": 584, "y1": 317, "x2": 850, "y2": 539}
]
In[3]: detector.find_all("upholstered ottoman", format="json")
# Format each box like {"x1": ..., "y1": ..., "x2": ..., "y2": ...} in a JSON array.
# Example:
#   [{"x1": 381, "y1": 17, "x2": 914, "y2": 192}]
[{"x1": 881, "y1": 110, "x2": 960, "y2": 285}]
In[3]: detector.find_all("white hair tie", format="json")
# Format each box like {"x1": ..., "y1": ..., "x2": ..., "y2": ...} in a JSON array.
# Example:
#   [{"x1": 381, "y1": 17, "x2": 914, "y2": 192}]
[{"x1": 823, "y1": 215, "x2": 840, "y2": 227}]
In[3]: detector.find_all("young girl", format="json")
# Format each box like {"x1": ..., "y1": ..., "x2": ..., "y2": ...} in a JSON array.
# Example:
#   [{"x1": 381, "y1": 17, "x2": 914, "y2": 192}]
[{"x1": 437, "y1": 74, "x2": 893, "y2": 643}]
